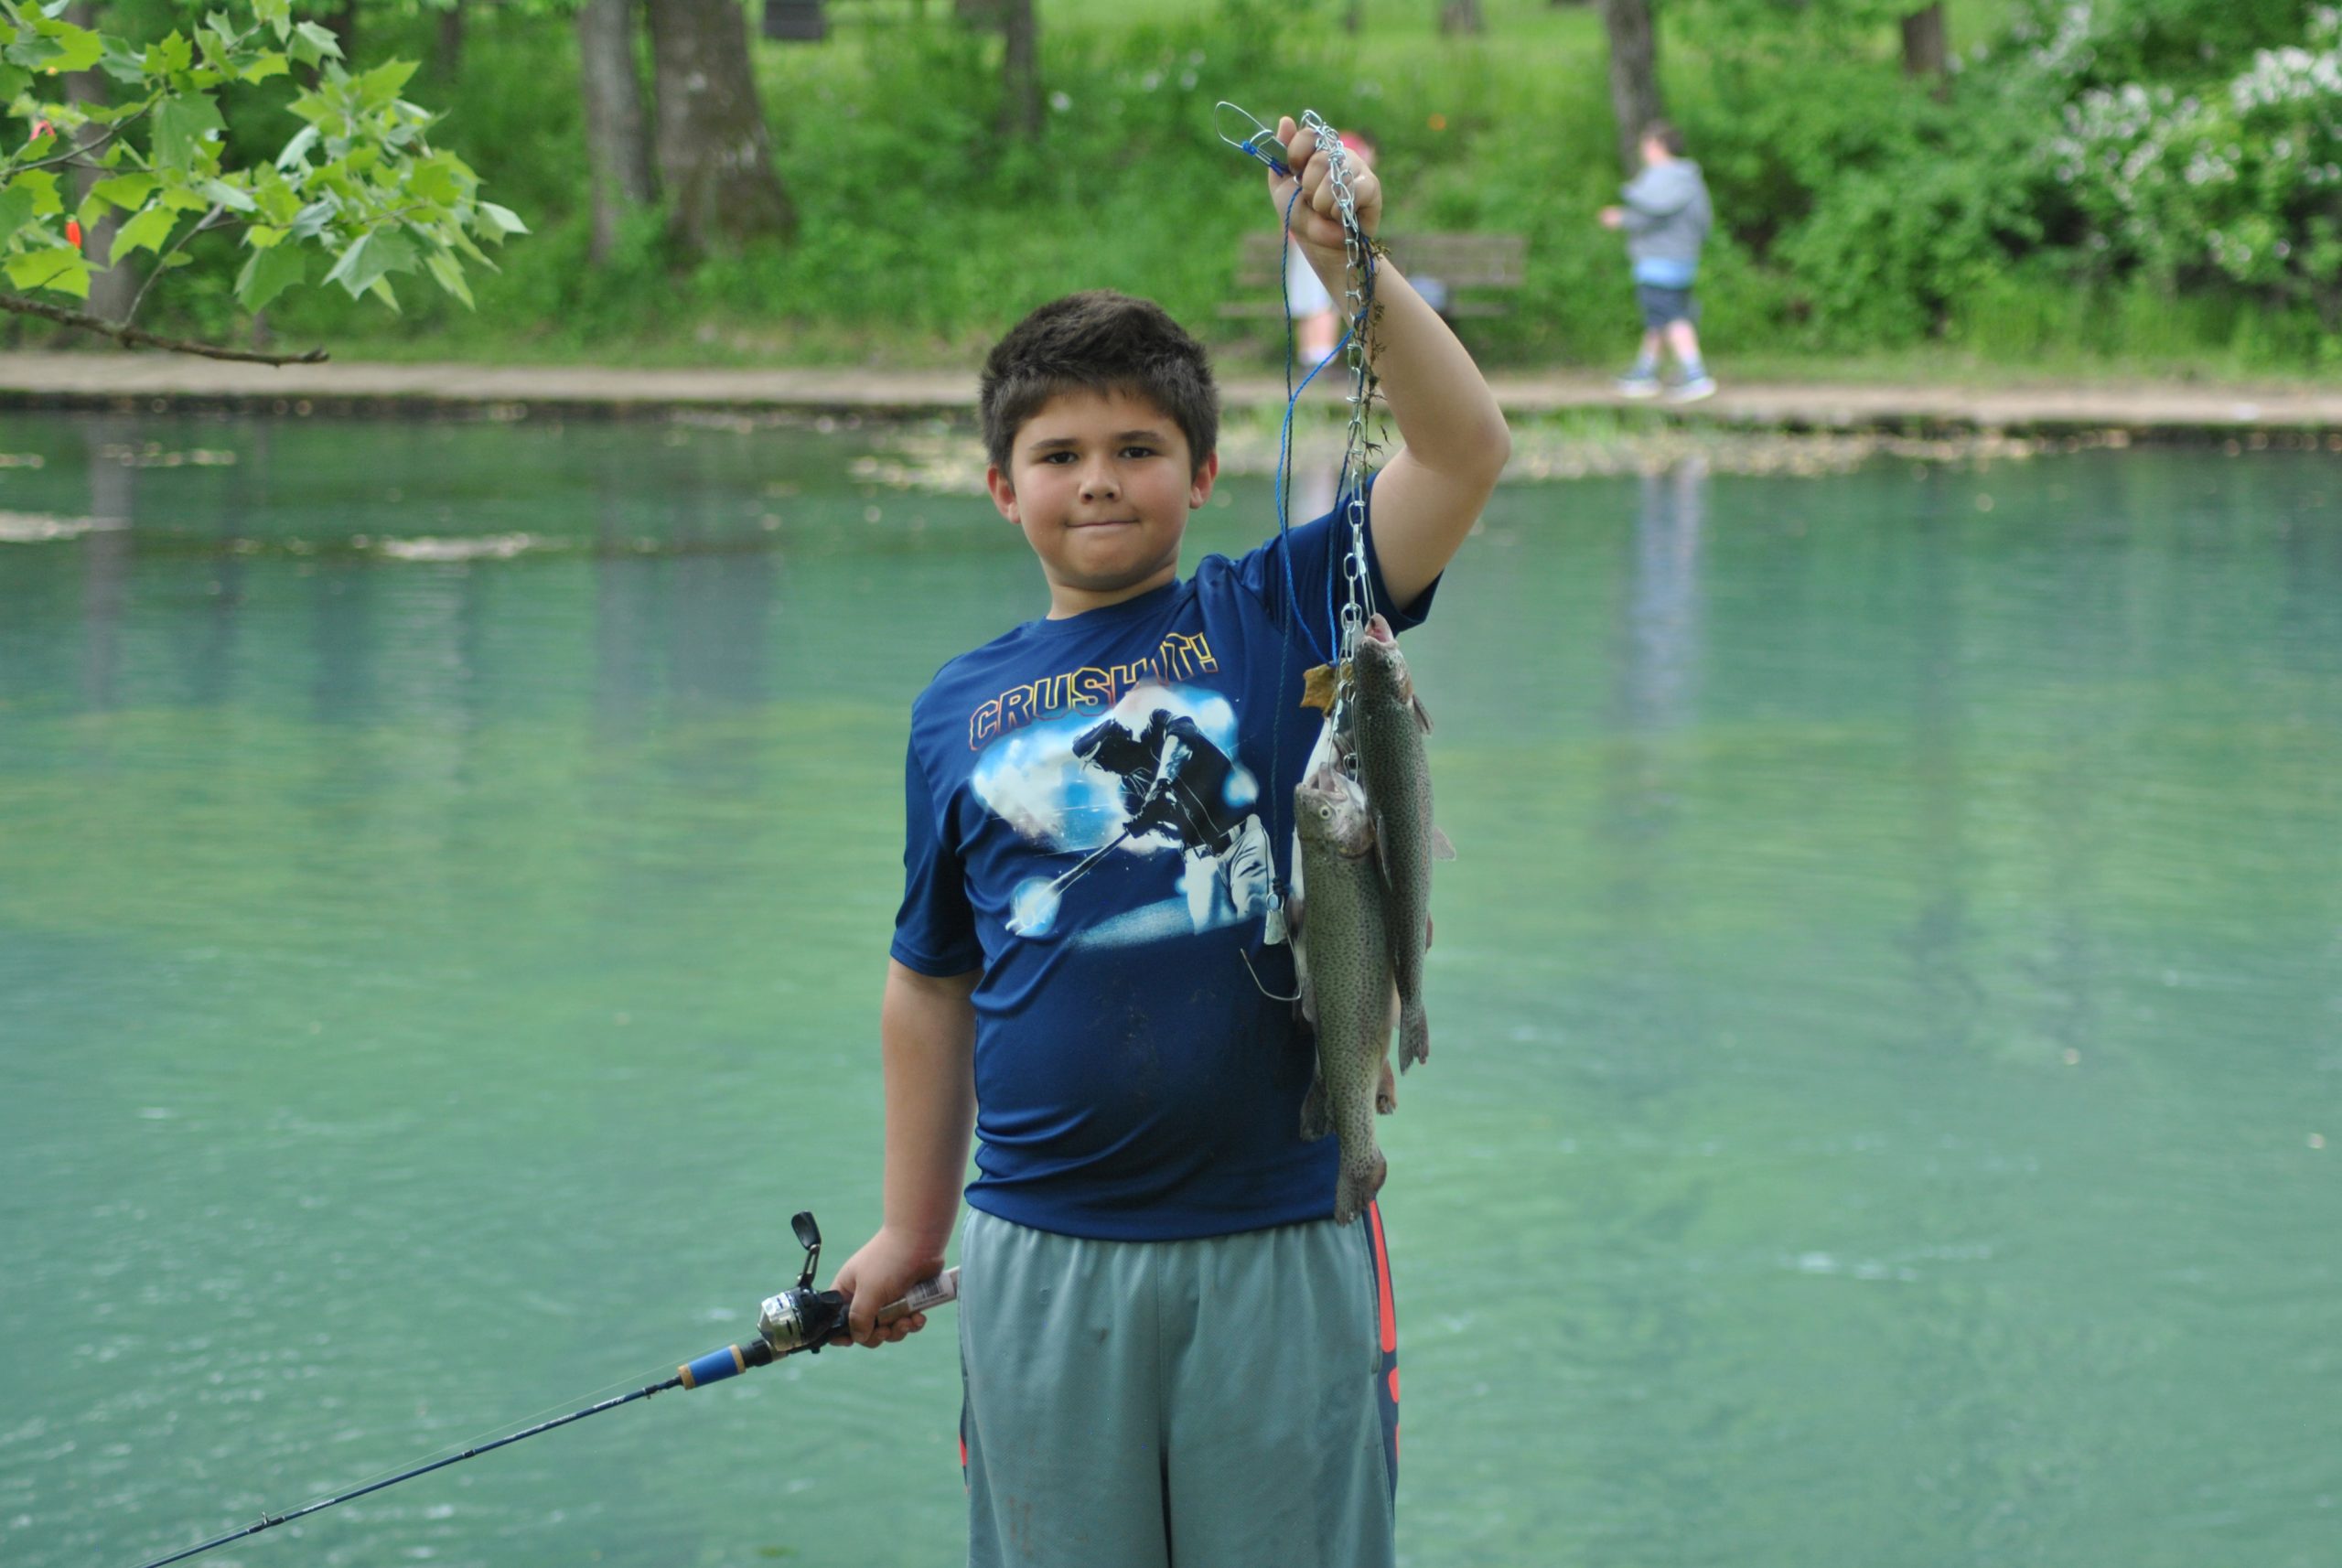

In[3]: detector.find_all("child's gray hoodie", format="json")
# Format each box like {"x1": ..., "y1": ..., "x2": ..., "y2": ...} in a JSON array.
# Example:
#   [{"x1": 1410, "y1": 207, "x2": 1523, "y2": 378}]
[{"x1": 1619, "y1": 160, "x2": 1714, "y2": 271}]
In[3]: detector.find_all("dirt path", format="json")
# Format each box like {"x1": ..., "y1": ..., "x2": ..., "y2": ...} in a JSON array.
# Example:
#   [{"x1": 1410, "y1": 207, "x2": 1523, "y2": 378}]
[{"x1": 4, "y1": 350, "x2": 2338, "y2": 436}]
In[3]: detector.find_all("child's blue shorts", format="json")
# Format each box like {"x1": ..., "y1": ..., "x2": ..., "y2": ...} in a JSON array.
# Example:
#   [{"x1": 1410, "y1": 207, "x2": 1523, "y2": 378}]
[
  {"x1": 1637, "y1": 281, "x2": 1701, "y2": 329},
  {"x1": 957, "y1": 1204, "x2": 1402, "y2": 1567}
]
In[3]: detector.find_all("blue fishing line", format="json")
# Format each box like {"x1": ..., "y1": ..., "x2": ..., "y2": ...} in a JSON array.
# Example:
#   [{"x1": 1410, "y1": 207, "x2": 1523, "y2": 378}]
[{"x1": 1272, "y1": 185, "x2": 1340, "y2": 671}]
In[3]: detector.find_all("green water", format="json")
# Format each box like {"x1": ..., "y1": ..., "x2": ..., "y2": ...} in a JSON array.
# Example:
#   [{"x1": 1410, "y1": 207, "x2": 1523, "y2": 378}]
[{"x1": 3, "y1": 412, "x2": 2337, "y2": 1568}]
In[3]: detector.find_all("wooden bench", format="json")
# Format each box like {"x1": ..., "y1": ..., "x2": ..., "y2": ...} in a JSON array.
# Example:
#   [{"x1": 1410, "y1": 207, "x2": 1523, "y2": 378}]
[{"x1": 1219, "y1": 230, "x2": 1529, "y2": 320}]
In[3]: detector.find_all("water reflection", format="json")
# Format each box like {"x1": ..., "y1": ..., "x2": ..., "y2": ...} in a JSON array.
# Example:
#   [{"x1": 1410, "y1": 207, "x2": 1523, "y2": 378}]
[
  {"x1": 76, "y1": 414, "x2": 134, "y2": 712},
  {"x1": 1618, "y1": 458, "x2": 1706, "y2": 736},
  {"x1": 1901, "y1": 500, "x2": 1985, "y2": 1052}
]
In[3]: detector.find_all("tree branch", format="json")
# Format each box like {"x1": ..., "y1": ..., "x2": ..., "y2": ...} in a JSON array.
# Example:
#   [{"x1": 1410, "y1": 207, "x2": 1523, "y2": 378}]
[
  {"x1": 3, "y1": 103, "x2": 156, "y2": 179},
  {"x1": 119, "y1": 202, "x2": 228, "y2": 330},
  {"x1": 0, "y1": 292, "x2": 328, "y2": 364}
]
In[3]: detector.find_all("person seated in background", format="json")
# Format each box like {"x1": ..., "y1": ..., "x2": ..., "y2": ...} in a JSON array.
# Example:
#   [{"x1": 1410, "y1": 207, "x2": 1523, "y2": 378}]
[{"x1": 1600, "y1": 120, "x2": 1717, "y2": 403}]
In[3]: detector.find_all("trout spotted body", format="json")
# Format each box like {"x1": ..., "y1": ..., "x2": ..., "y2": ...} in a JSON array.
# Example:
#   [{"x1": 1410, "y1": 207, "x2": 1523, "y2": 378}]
[
  {"x1": 1292, "y1": 766, "x2": 1397, "y2": 1225},
  {"x1": 1351, "y1": 614, "x2": 1447, "y2": 1070}
]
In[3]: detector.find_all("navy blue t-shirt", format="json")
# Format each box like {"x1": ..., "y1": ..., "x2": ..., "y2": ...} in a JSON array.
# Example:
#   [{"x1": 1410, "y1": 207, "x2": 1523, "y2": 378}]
[{"x1": 890, "y1": 504, "x2": 1435, "y2": 1240}]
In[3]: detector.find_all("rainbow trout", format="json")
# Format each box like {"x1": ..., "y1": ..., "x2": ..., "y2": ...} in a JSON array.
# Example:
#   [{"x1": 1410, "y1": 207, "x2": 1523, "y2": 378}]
[
  {"x1": 1351, "y1": 614, "x2": 1451, "y2": 1071},
  {"x1": 1293, "y1": 763, "x2": 1396, "y2": 1225}
]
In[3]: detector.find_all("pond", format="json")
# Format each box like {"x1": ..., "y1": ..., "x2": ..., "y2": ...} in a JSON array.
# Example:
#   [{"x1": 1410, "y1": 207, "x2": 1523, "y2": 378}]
[{"x1": 3, "y1": 410, "x2": 2338, "y2": 1568}]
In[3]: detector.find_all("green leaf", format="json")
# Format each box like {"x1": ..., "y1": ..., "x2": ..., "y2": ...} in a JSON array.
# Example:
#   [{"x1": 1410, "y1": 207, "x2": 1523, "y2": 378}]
[
  {"x1": 242, "y1": 50, "x2": 288, "y2": 84},
  {"x1": 147, "y1": 30, "x2": 193, "y2": 76},
  {"x1": 152, "y1": 92, "x2": 226, "y2": 169},
  {"x1": 290, "y1": 21, "x2": 343, "y2": 65},
  {"x1": 253, "y1": 0, "x2": 292, "y2": 41},
  {"x1": 367, "y1": 274, "x2": 399, "y2": 312},
  {"x1": 321, "y1": 226, "x2": 418, "y2": 297},
  {"x1": 97, "y1": 46, "x2": 147, "y2": 88},
  {"x1": 17, "y1": 171, "x2": 62, "y2": 219},
  {"x1": 108, "y1": 203, "x2": 177, "y2": 265},
  {"x1": 0, "y1": 186, "x2": 36, "y2": 246},
  {"x1": 354, "y1": 59, "x2": 418, "y2": 110},
  {"x1": 423, "y1": 245, "x2": 473, "y2": 308},
  {"x1": 0, "y1": 63, "x2": 30, "y2": 100},
  {"x1": 6, "y1": 247, "x2": 91, "y2": 298},
  {"x1": 200, "y1": 177, "x2": 256, "y2": 214},
  {"x1": 274, "y1": 125, "x2": 320, "y2": 170},
  {"x1": 234, "y1": 240, "x2": 305, "y2": 311},
  {"x1": 245, "y1": 224, "x2": 285, "y2": 249},
  {"x1": 476, "y1": 201, "x2": 528, "y2": 241},
  {"x1": 198, "y1": 18, "x2": 239, "y2": 73},
  {"x1": 406, "y1": 152, "x2": 471, "y2": 209},
  {"x1": 88, "y1": 173, "x2": 159, "y2": 212},
  {"x1": 30, "y1": 19, "x2": 103, "y2": 75}
]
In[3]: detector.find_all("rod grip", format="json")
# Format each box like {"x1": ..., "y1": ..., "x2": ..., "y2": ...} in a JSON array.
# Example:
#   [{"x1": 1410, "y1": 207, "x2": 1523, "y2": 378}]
[
  {"x1": 678, "y1": 1341, "x2": 763, "y2": 1391},
  {"x1": 876, "y1": 1266, "x2": 961, "y2": 1326}
]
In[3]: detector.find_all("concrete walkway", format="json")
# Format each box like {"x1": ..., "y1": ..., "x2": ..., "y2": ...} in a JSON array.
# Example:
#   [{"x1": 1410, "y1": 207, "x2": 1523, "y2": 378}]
[{"x1": 3, "y1": 350, "x2": 2338, "y2": 436}]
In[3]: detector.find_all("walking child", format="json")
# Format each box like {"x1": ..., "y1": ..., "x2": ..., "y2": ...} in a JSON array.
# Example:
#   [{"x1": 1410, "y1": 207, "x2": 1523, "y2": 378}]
[
  {"x1": 831, "y1": 114, "x2": 1509, "y2": 1568},
  {"x1": 1600, "y1": 120, "x2": 1717, "y2": 402}
]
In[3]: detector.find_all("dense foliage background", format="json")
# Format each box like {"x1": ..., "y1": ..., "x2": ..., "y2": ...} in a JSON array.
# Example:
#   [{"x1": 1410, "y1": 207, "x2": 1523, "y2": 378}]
[{"x1": 9, "y1": 0, "x2": 2341, "y2": 373}]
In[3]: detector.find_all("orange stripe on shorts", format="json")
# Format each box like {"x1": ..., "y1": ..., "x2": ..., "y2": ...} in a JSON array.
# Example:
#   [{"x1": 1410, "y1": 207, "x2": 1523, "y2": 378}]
[{"x1": 1368, "y1": 1200, "x2": 1396, "y2": 1355}]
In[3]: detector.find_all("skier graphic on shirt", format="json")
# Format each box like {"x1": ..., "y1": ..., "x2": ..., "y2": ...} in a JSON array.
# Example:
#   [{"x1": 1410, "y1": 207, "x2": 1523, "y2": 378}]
[{"x1": 1069, "y1": 708, "x2": 1274, "y2": 934}]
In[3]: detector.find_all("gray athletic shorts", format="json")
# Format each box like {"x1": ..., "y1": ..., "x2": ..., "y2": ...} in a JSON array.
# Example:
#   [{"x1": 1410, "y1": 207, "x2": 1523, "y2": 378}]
[{"x1": 957, "y1": 1204, "x2": 1402, "y2": 1568}]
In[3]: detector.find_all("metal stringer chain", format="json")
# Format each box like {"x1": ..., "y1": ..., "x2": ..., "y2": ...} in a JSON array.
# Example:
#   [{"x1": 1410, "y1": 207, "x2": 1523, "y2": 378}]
[{"x1": 1299, "y1": 110, "x2": 1383, "y2": 673}]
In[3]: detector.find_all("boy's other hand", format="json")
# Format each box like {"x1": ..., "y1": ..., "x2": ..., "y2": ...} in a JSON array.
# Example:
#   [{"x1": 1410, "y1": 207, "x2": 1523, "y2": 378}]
[
  {"x1": 1598, "y1": 206, "x2": 1626, "y2": 230},
  {"x1": 832, "y1": 1226, "x2": 947, "y2": 1348},
  {"x1": 1268, "y1": 114, "x2": 1382, "y2": 268}
]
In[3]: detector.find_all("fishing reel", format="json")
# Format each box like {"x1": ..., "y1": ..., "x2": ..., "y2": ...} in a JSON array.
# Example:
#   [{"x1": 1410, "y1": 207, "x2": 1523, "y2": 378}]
[
  {"x1": 678, "y1": 1211, "x2": 843, "y2": 1388},
  {"x1": 755, "y1": 1210, "x2": 852, "y2": 1357},
  {"x1": 676, "y1": 1212, "x2": 961, "y2": 1391}
]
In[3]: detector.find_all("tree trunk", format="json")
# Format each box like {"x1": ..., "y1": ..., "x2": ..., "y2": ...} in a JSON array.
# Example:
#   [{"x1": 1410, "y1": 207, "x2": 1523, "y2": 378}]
[
  {"x1": 323, "y1": 0, "x2": 358, "y2": 66},
  {"x1": 576, "y1": 0, "x2": 658, "y2": 265},
  {"x1": 435, "y1": 1, "x2": 464, "y2": 79},
  {"x1": 63, "y1": 3, "x2": 134, "y2": 324},
  {"x1": 1599, "y1": 0, "x2": 1664, "y2": 176},
  {"x1": 999, "y1": 0, "x2": 1041, "y2": 142},
  {"x1": 646, "y1": 0, "x2": 795, "y2": 252},
  {"x1": 1901, "y1": 3, "x2": 1950, "y2": 95},
  {"x1": 1439, "y1": 0, "x2": 1485, "y2": 33}
]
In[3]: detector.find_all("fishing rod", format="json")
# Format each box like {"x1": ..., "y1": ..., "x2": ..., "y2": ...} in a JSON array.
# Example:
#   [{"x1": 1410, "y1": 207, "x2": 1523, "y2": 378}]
[{"x1": 125, "y1": 1211, "x2": 957, "y2": 1568}]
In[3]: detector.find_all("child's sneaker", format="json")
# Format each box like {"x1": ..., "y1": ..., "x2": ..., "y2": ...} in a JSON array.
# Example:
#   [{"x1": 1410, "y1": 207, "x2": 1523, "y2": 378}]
[
  {"x1": 1667, "y1": 374, "x2": 1718, "y2": 403},
  {"x1": 1615, "y1": 370, "x2": 1662, "y2": 399}
]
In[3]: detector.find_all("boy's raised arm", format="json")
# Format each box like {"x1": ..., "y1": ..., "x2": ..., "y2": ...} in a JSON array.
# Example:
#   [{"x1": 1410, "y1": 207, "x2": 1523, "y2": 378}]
[
  {"x1": 833, "y1": 958, "x2": 979, "y2": 1347},
  {"x1": 1273, "y1": 116, "x2": 1511, "y2": 609}
]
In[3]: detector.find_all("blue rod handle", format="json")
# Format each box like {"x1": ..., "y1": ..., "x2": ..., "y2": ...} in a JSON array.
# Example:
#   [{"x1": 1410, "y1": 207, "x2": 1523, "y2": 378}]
[{"x1": 678, "y1": 1343, "x2": 757, "y2": 1391}]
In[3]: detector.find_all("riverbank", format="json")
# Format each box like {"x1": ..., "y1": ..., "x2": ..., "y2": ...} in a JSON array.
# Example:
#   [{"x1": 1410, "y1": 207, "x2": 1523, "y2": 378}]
[{"x1": 5, "y1": 351, "x2": 2340, "y2": 441}]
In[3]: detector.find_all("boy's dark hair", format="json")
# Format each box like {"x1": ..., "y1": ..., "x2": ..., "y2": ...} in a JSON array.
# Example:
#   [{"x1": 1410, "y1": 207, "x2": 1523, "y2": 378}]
[
  {"x1": 980, "y1": 291, "x2": 1219, "y2": 478},
  {"x1": 1642, "y1": 120, "x2": 1686, "y2": 157}
]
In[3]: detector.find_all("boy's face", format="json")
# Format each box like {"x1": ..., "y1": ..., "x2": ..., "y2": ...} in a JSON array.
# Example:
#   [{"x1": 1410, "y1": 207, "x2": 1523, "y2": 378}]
[{"x1": 986, "y1": 387, "x2": 1218, "y2": 617}]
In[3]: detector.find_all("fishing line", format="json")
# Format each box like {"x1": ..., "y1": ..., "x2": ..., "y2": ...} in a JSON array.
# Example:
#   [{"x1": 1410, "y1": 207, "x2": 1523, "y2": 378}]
[
  {"x1": 240, "y1": 1363, "x2": 667, "y2": 1523},
  {"x1": 118, "y1": 1214, "x2": 957, "y2": 1568}
]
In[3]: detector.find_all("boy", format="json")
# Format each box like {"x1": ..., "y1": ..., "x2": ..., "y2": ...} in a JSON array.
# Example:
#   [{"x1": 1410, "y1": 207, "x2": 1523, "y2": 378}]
[
  {"x1": 833, "y1": 114, "x2": 1509, "y2": 1568},
  {"x1": 1599, "y1": 119, "x2": 1717, "y2": 403}
]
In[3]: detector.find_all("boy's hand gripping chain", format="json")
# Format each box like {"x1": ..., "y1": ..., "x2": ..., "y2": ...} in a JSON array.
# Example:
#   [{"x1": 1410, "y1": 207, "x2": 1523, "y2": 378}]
[{"x1": 126, "y1": 1211, "x2": 955, "y2": 1568}]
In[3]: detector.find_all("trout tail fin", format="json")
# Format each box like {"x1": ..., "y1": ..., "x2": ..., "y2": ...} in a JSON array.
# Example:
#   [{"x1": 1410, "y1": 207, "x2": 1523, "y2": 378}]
[{"x1": 1333, "y1": 1149, "x2": 1389, "y2": 1227}]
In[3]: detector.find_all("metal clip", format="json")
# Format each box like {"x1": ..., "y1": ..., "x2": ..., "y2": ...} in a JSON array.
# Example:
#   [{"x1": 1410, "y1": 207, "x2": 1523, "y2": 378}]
[{"x1": 1214, "y1": 101, "x2": 1291, "y2": 177}]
